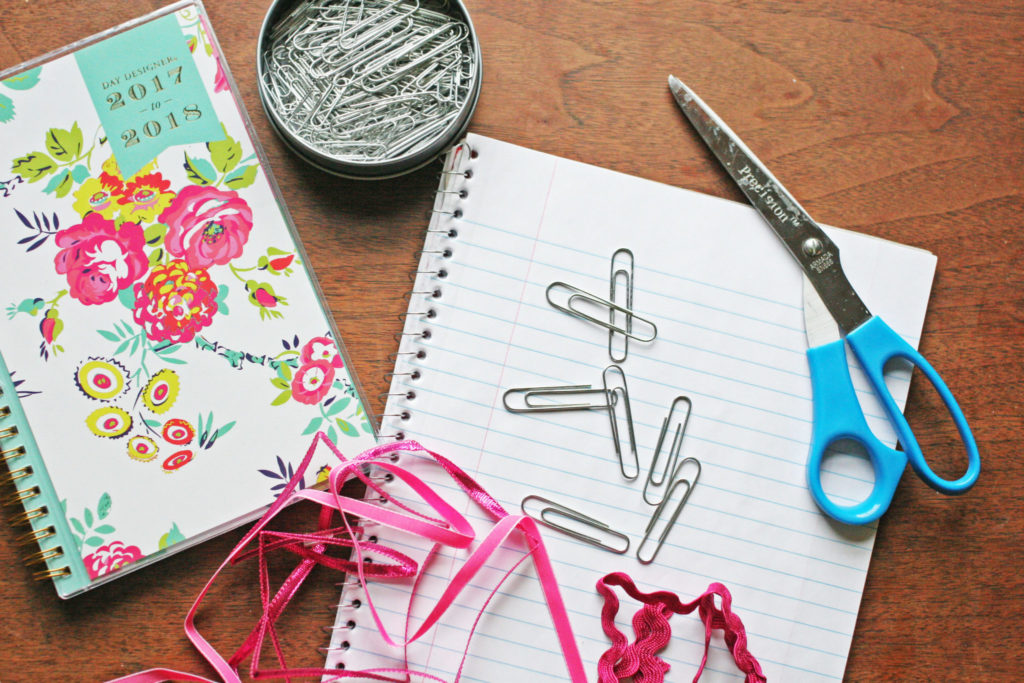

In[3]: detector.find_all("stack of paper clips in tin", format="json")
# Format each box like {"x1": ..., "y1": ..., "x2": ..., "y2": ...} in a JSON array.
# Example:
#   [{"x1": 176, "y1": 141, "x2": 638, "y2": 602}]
[{"x1": 258, "y1": 0, "x2": 481, "y2": 178}]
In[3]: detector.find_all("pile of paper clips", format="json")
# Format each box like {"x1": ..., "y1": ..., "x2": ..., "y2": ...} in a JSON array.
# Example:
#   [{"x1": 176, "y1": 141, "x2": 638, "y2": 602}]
[
  {"x1": 504, "y1": 249, "x2": 701, "y2": 565},
  {"x1": 261, "y1": 0, "x2": 478, "y2": 162}
]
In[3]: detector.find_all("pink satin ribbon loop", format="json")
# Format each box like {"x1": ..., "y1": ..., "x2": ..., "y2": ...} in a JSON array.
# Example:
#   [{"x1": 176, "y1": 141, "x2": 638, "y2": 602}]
[{"x1": 107, "y1": 434, "x2": 586, "y2": 683}]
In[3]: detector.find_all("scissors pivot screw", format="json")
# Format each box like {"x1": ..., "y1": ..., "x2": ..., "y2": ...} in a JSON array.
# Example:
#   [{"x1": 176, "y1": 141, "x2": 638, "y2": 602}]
[{"x1": 802, "y1": 238, "x2": 824, "y2": 257}]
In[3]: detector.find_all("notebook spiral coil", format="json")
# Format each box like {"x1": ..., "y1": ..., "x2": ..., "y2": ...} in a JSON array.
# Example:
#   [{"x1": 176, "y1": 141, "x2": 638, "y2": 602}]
[
  {"x1": 0, "y1": 383, "x2": 72, "y2": 582},
  {"x1": 378, "y1": 139, "x2": 473, "y2": 443},
  {"x1": 320, "y1": 141, "x2": 475, "y2": 673}
]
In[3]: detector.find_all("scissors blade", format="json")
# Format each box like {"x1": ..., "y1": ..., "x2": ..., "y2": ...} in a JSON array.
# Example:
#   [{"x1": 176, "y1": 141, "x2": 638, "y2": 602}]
[
  {"x1": 803, "y1": 276, "x2": 841, "y2": 348},
  {"x1": 668, "y1": 75, "x2": 872, "y2": 335}
]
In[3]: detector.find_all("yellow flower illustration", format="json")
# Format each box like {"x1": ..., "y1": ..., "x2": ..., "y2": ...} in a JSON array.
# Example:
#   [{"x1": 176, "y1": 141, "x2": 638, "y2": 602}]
[
  {"x1": 76, "y1": 358, "x2": 129, "y2": 401},
  {"x1": 86, "y1": 406, "x2": 132, "y2": 439},
  {"x1": 127, "y1": 435, "x2": 159, "y2": 462},
  {"x1": 142, "y1": 369, "x2": 180, "y2": 414},
  {"x1": 117, "y1": 172, "x2": 176, "y2": 224},
  {"x1": 71, "y1": 175, "x2": 126, "y2": 220}
]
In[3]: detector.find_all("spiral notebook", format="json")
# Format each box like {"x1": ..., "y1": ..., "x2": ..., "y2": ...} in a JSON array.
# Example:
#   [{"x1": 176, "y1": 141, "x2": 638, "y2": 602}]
[
  {"x1": 322, "y1": 133, "x2": 938, "y2": 681},
  {"x1": 0, "y1": 1, "x2": 376, "y2": 598}
]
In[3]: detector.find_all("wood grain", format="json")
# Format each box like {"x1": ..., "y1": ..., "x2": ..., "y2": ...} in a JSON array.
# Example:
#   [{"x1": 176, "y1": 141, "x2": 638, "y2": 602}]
[{"x1": 0, "y1": 0, "x2": 1021, "y2": 680}]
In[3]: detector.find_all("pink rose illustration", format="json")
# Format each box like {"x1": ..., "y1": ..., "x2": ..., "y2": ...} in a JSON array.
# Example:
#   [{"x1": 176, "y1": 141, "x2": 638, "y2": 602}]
[
  {"x1": 291, "y1": 360, "x2": 335, "y2": 405},
  {"x1": 300, "y1": 336, "x2": 344, "y2": 369},
  {"x1": 53, "y1": 213, "x2": 148, "y2": 305},
  {"x1": 82, "y1": 540, "x2": 143, "y2": 579},
  {"x1": 133, "y1": 260, "x2": 219, "y2": 343},
  {"x1": 160, "y1": 185, "x2": 253, "y2": 270}
]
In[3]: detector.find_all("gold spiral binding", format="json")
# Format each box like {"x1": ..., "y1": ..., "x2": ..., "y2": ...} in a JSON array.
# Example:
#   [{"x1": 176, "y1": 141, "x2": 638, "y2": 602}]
[
  {"x1": 0, "y1": 465, "x2": 32, "y2": 486},
  {"x1": 1, "y1": 387, "x2": 73, "y2": 584},
  {"x1": 23, "y1": 545, "x2": 63, "y2": 566},
  {"x1": 33, "y1": 566, "x2": 72, "y2": 581},
  {"x1": 0, "y1": 444, "x2": 26, "y2": 464},
  {"x1": 16, "y1": 525, "x2": 55, "y2": 546},
  {"x1": 5, "y1": 485, "x2": 40, "y2": 506},
  {"x1": 9, "y1": 505, "x2": 47, "y2": 526}
]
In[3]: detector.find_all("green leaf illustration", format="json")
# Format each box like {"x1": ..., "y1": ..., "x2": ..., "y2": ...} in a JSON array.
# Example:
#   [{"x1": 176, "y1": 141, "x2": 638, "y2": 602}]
[
  {"x1": 98, "y1": 329, "x2": 120, "y2": 342},
  {"x1": 93, "y1": 524, "x2": 115, "y2": 535},
  {"x1": 144, "y1": 223, "x2": 169, "y2": 245},
  {"x1": 84, "y1": 536, "x2": 103, "y2": 547},
  {"x1": 2, "y1": 66, "x2": 41, "y2": 90},
  {"x1": 271, "y1": 377, "x2": 289, "y2": 390},
  {"x1": 223, "y1": 164, "x2": 257, "y2": 190},
  {"x1": 335, "y1": 418, "x2": 358, "y2": 437},
  {"x1": 71, "y1": 164, "x2": 90, "y2": 183},
  {"x1": 327, "y1": 425, "x2": 338, "y2": 444},
  {"x1": 45, "y1": 123, "x2": 83, "y2": 162},
  {"x1": 12, "y1": 151, "x2": 56, "y2": 182},
  {"x1": 97, "y1": 492, "x2": 111, "y2": 519},
  {"x1": 0, "y1": 93, "x2": 13, "y2": 124},
  {"x1": 326, "y1": 397, "x2": 351, "y2": 416},
  {"x1": 159, "y1": 522, "x2": 186, "y2": 550},
  {"x1": 183, "y1": 152, "x2": 216, "y2": 185},
  {"x1": 84, "y1": 507, "x2": 94, "y2": 527},
  {"x1": 70, "y1": 518, "x2": 85, "y2": 535},
  {"x1": 118, "y1": 288, "x2": 136, "y2": 310},
  {"x1": 279, "y1": 362, "x2": 293, "y2": 381},
  {"x1": 208, "y1": 127, "x2": 242, "y2": 174},
  {"x1": 302, "y1": 417, "x2": 324, "y2": 435},
  {"x1": 271, "y1": 390, "x2": 291, "y2": 406},
  {"x1": 42, "y1": 169, "x2": 72, "y2": 197}
]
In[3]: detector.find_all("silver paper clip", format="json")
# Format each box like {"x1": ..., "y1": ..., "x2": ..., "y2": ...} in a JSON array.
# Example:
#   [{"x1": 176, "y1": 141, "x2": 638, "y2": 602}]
[
  {"x1": 521, "y1": 495, "x2": 630, "y2": 554},
  {"x1": 643, "y1": 396, "x2": 693, "y2": 506},
  {"x1": 546, "y1": 281, "x2": 657, "y2": 343},
  {"x1": 608, "y1": 248, "x2": 634, "y2": 362},
  {"x1": 637, "y1": 457, "x2": 701, "y2": 565},
  {"x1": 603, "y1": 365, "x2": 639, "y2": 480},
  {"x1": 502, "y1": 384, "x2": 612, "y2": 413}
]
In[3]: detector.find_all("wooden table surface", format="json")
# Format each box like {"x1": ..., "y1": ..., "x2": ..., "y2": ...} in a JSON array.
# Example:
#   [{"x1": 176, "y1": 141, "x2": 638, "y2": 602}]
[{"x1": 1, "y1": 1, "x2": 1021, "y2": 680}]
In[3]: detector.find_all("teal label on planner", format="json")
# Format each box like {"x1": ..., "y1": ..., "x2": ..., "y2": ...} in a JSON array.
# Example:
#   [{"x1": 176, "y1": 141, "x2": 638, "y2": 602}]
[{"x1": 73, "y1": 13, "x2": 223, "y2": 177}]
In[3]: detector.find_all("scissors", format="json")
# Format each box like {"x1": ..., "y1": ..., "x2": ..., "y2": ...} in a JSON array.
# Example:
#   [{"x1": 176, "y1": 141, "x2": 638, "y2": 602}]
[{"x1": 668, "y1": 76, "x2": 980, "y2": 525}]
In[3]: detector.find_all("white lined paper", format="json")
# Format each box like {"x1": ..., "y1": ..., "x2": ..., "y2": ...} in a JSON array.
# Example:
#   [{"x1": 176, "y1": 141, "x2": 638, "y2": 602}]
[{"x1": 327, "y1": 134, "x2": 936, "y2": 682}]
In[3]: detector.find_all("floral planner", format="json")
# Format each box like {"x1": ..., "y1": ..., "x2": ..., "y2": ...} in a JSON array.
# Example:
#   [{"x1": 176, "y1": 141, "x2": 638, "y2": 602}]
[{"x1": 0, "y1": 1, "x2": 377, "y2": 597}]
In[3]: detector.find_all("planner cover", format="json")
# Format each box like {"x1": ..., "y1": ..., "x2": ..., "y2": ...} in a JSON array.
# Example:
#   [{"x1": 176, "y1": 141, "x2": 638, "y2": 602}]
[
  {"x1": 324, "y1": 134, "x2": 938, "y2": 681},
  {"x1": 0, "y1": 1, "x2": 376, "y2": 598}
]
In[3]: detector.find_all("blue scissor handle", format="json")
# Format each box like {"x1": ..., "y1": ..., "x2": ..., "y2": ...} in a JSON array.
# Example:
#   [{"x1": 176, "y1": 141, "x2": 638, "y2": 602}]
[
  {"x1": 846, "y1": 316, "x2": 980, "y2": 494},
  {"x1": 807, "y1": 317, "x2": 981, "y2": 525},
  {"x1": 806, "y1": 339, "x2": 907, "y2": 524}
]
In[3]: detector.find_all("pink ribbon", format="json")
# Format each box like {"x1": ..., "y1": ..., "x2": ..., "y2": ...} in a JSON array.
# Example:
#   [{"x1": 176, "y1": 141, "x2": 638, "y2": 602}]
[
  {"x1": 596, "y1": 572, "x2": 765, "y2": 683},
  {"x1": 107, "y1": 434, "x2": 587, "y2": 683}
]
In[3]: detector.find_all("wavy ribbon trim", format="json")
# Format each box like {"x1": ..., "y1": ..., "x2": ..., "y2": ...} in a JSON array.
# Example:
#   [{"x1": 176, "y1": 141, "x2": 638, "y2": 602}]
[{"x1": 596, "y1": 571, "x2": 766, "y2": 683}]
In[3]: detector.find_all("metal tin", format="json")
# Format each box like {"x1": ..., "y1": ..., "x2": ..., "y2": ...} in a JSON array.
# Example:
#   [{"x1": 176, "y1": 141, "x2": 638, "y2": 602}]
[{"x1": 256, "y1": 0, "x2": 482, "y2": 180}]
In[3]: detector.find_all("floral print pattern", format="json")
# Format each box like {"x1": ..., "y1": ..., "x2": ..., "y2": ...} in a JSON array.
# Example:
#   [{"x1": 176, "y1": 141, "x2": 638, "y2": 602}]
[
  {"x1": 132, "y1": 260, "x2": 219, "y2": 344},
  {"x1": 1, "y1": 7, "x2": 374, "y2": 588},
  {"x1": 291, "y1": 359, "x2": 335, "y2": 405},
  {"x1": 161, "y1": 185, "x2": 253, "y2": 269},
  {"x1": 118, "y1": 172, "x2": 176, "y2": 223},
  {"x1": 53, "y1": 214, "x2": 148, "y2": 305},
  {"x1": 82, "y1": 540, "x2": 144, "y2": 580}
]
